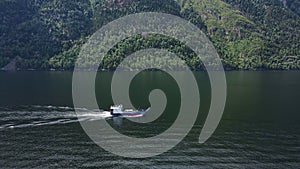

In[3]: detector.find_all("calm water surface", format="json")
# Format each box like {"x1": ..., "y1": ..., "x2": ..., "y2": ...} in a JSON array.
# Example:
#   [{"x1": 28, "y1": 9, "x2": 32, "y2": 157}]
[{"x1": 0, "y1": 71, "x2": 299, "y2": 168}]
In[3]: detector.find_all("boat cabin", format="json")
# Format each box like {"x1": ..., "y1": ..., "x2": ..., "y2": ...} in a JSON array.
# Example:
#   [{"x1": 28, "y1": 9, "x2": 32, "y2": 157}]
[{"x1": 110, "y1": 105, "x2": 123, "y2": 116}]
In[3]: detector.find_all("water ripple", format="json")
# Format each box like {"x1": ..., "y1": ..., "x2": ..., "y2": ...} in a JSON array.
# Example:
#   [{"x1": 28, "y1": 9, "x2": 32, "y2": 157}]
[{"x1": 0, "y1": 105, "x2": 109, "y2": 130}]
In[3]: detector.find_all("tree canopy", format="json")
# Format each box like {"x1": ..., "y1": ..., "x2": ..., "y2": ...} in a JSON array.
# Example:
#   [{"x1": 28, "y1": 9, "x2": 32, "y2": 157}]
[{"x1": 0, "y1": 0, "x2": 299, "y2": 70}]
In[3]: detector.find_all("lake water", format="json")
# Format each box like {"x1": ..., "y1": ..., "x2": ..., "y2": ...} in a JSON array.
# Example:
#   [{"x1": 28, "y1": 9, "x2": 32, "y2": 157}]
[{"x1": 0, "y1": 71, "x2": 299, "y2": 168}]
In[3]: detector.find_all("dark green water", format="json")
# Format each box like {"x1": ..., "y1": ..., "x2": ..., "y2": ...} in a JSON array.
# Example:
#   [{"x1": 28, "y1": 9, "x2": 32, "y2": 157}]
[{"x1": 0, "y1": 71, "x2": 299, "y2": 168}]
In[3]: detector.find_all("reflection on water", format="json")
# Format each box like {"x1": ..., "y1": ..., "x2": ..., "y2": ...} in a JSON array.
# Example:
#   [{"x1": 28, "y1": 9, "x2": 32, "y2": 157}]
[{"x1": 113, "y1": 117, "x2": 123, "y2": 126}]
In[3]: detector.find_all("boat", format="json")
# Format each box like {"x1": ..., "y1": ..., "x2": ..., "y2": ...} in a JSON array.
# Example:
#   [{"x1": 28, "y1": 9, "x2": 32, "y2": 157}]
[{"x1": 108, "y1": 105, "x2": 149, "y2": 118}]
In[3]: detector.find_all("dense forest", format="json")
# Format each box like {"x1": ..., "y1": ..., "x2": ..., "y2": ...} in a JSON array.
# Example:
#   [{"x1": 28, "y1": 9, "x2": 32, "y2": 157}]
[{"x1": 0, "y1": 0, "x2": 299, "y2": 70}]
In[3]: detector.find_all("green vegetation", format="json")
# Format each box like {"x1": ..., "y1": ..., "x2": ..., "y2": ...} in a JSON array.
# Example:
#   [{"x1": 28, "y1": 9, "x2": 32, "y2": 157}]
[{"x1": 0, "y1": 0, "x2": 299, "y2": 70}]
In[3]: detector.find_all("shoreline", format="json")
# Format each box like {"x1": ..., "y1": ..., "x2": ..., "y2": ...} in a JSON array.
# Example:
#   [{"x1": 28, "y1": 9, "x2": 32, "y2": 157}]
[{"x1": 1, "y1": 68, "x2": 300, "y2": 73}]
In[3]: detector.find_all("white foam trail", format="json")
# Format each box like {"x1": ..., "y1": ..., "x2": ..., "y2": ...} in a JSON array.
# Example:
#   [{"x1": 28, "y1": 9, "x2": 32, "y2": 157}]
[{"x1": 0, "y1": 105, "x2": 110, "y2": 130}]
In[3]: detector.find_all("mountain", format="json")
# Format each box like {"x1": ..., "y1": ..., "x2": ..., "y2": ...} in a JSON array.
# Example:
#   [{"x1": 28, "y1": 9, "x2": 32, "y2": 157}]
[{"x1": 0, "y1": 0, "x2": 299, "y2": 70}]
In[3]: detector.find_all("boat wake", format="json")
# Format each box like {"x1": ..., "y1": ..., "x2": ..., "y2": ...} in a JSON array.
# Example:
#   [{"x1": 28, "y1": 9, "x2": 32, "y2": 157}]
[{"x1": 0, "y1": 105, "x2": 111, "y2": 130}]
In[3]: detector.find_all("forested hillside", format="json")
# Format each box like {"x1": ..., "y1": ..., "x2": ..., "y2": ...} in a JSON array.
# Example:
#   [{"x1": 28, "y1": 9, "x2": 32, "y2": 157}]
[{"x1": 0, "y1": 0, "x2": 299, "y2": 70}]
